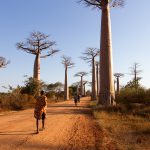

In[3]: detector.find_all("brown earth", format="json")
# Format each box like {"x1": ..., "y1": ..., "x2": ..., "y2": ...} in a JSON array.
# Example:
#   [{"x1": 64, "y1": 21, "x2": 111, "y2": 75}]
[{"x1": 0, "y1": 97, "x2": 117, "y2": 150}]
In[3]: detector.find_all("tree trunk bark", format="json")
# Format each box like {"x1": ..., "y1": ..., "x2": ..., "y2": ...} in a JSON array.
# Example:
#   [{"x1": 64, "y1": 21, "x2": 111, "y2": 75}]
[
  {"x1": 96, "y1": 63, "x2": 99, "y2": 97},
  {"x1": 80, "y1": 76, "x2": 84, "y2": 96},
  {"x1": 64, "y1": 67, "x2": 69, "y2": 100},
  {"x1": 117, "y1": 77, "x2": 119, "y2": 94},
  {"x1": 33, "y1": 54, "x2": 40, "y2": 80},
  {"x1": 83, "y1": 83, "x2": 86, "y2": 96},
  {"x1": 99, "y1": 1, "x2": 115, "y2": 105},
  {"x1": 92, "y1": 59, "x2": 97, "y2": 101}
]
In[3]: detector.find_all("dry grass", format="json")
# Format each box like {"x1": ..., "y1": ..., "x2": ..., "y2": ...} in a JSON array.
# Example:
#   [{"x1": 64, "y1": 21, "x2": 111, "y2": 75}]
[{"x1": 93, "y1": 105, "x2": 150, "y2": 150}]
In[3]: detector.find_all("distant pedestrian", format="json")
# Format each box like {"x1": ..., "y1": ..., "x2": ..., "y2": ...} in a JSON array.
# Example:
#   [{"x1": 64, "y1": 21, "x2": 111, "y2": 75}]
[
  {"x1": 73, "y1": 93, "x2": 78, "y2": 106},
  {"x1": 34, "y1": 90, "x2": 47, "y2": 134},
  {"x1": 77, "y1": 95, "x2": 80, "y2": 103}
]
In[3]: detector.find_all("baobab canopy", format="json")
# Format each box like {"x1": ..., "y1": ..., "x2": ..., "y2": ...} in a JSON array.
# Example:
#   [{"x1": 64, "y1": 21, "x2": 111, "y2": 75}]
[
  {"x1": 16, "y1": 31, "x2": 59, "y2": 80},
  {"x1": 80, "y1": 0, "x2": 125, "y2": 9}
]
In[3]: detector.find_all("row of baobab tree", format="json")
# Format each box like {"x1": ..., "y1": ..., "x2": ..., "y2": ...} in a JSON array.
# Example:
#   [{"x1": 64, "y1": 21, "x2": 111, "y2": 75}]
[{"x1": 1, "y1": 0, "x2": 126, "y2": 106}]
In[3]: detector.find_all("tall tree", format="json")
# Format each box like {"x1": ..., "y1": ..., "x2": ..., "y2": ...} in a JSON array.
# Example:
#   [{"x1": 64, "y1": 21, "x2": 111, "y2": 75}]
[
  {"x1": 81, "y1": 48, "x2": 99, "y2": 100},
  {"x1": 61, "y1": 56, "x2": 74, "y2": 100},
  {"x1": 74, "y1": 72, "x2": 88, "y2": 96},
  {"x1": 83, "y1": 81, "x2": 88, "y2": 96},
  {"x1": 130, "y1": 62, "x2": 142, "y2": 89},
  {"x1": 16, "y1": 31, "x2": 59, "y2": 80},
  {"x1": 80, "y1": 0, "x2": 125, "y2": 105},
  {"x1": 96, "y1": 61, "x2": 100, "y2": 97},
  {"x1": 0, "y1": 56, "x2": 10, "y2": 68},
  {"x1": 114, "y1": 73, "x2": 124, "y2": 94}
]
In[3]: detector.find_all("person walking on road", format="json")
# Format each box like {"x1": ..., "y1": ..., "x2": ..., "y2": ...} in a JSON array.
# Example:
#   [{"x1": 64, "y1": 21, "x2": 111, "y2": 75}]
[
  {"x1": 34, "y1": 90, "x2": 47, "y2": 134},
  {"x1": 73, "y1": 93, "x2": 78, "y2": 106}
]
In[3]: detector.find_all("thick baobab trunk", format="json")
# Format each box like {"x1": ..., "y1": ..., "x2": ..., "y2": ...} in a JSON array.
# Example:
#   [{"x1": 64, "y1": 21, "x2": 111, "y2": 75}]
[
  {"x1": 33, "y1": 54, "x2": 40, "y2": 80},
  {"x1": 96, "y1": 63, "x2": 99, "y2": 97},
  {"x1": 99, "y1": 1, "x2": 115, "y2": 105},
  {"x1": 80, "y1": 76, "x2": 84, "y2": 96},
  {"x1": 64, "y1": 67, "x2": 69, "y2": 100},
  {"x1": 91, "y1": 59, "x2": 97, "y2": 101}
]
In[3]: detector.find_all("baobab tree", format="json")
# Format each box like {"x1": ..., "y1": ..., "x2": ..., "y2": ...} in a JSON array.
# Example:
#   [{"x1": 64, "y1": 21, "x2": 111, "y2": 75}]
[
  {"x1": 96, "y1": 61, "x2": 100, "y2": 97},
  {"x1": 81, "y1": 48, "x2": 99, "y2": 100},
  {"x1": 80, "y1": 0, "x2": 125, "y2": 105},
  {"x1": 61, "y1": 56, "x2": 74, "y2": 100},
  {"x1": 0, "y1": 56, "x2": 10, "y2": 68},
  {"x1": 114, "y1": 73, "x2": 124, "y2": 94},
  {"x1": 83, "y1": 81, "x2": 88, "y2": 96},
  {"x1": 130, "y1": 62, "x2": 142, "y2": 89},
  {"x1": 74, "y1": 72, "x2": 88, "y2": 96},
  {"x1": 16, "y1": 31, "x2": 59, "y2": 80}
]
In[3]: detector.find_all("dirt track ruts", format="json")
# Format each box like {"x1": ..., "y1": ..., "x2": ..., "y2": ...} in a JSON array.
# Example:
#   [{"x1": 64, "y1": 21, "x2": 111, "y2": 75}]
[{"x1": 0, "y1": 97, "x2": 115, "y2": 150}]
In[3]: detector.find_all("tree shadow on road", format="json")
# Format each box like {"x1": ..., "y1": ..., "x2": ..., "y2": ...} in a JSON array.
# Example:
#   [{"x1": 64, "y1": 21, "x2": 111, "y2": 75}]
[{"x1": 0, "y1": 130, "x2": 36, "y2": 135}]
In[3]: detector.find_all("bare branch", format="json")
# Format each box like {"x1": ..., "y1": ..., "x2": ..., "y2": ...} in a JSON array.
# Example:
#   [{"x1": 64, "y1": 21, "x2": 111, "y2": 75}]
[
  {"x1": 114, "y1": 73, "x2": 124, "y2": 78},
  {"x1": 81, "y1": 47, "x2": 99, "y2": 63},
  {"x1": 40, "y1": 49, "x2": 60, "y2": 58},
  {"x1": 16, "y1": 31, "x2": 57, "y2": 57},
  {"x1": 111, "y1": 0, "x2": 125, "y2": 7},
  {"x1": 16, "y1": 42, "x2": 37, "y2": 54},
  {"x1": 79, "y1": 0, "x2": 102, "y2": 9},
  {"x1": 61, "y1": 55, "x2": 74, "y2": 68},
  {"x1": 79, "y1": 0, "x2": 125, "y2": 9},
  {"x1": 74, "y1": 71, "x2": 88, "y2": 77},
  {"x1": 0, "y1": 57, "x2": 10, "y2": 68}
]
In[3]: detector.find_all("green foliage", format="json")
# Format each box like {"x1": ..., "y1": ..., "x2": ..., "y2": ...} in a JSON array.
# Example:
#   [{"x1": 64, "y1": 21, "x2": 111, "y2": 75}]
[
  {"x1": 125, "y1": 77, "x2": 142, "y2": 89},
  {"x1": 69, "y1": 85, "x2": 77, "y2": 96},
  {"x1": 46, "y1": 82, "x2": 64, "y2": 100},
  {"x1": 116, "y1": 88, "x2": 150, "y2": 104},
  {"x1": 21, "y1": 77, "x2": 45, "y2": 96},
  {"x1": 47, "y1": 82, "x2": 63, "y2": 92}
]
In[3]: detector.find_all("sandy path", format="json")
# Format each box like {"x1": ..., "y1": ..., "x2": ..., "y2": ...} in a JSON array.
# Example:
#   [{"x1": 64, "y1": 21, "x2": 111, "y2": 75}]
[{"x1": 0, "y1": 97, "x2": 103, "y2": 150}]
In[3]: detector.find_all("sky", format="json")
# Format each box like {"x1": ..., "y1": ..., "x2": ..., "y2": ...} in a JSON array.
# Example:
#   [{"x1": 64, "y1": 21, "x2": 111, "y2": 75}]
[{"x1": 0, "y1": 0, "x2": 150, "y2": 92}]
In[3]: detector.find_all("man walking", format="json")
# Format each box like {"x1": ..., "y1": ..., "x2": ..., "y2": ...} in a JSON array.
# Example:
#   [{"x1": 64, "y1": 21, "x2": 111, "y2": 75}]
[{"x1": 34, "y1": 90, "x2": 47, "y2": 134}]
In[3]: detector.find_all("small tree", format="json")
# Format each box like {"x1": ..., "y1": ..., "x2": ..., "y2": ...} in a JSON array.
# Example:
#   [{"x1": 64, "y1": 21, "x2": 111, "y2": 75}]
[
  {"x1": 21, "y1": 77, "x2": 45, "y2": 96},
  {"x1": 79, "y1": 0, "x2": 125, "y2": 105},
  {"x1": 74, "y1": 72, "x2": 88, "y2": 96},
  {"x1": 61, "y1": 56, "x2": 74, "y2": 100},
  {"x1": 130, "y1": 62, "x2": 142, "y2": 89},
  {"x1": 81, "y1": 48, "x2": 99, "y2": 100},
  {"x1": 0, "y1": 56, "x2": 10, "y2": 68},
  {"x1": 16, "y1": 31, "x2": 59, "y2": 80},
  {"x1": 71, "y1": 82, "x2": 81, "y2": 94}
]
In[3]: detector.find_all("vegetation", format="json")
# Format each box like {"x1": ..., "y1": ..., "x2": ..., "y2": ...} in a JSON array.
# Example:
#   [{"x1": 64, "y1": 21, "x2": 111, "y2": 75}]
[
  {"x1": 0, "y1": 77, "x2": 65, "y2": 112},
  {"x1": 92, "y1": 102, "x2": 150, "y2": 150},
  {"x1": 46, "y1": 82, "x2": 64, "y2": 102},
  {"x1": 0, "y1": 86, "x2": 35, "y2": 111}
]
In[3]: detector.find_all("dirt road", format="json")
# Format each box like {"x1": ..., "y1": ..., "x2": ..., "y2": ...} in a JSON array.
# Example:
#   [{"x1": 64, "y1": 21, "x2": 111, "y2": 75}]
[{"x1": 0, "y1": 97, "x2": 108, "y2": 150}]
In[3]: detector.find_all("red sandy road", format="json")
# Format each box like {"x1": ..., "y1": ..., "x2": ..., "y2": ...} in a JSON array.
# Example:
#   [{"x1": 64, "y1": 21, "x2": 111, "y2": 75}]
[{"x1": 0, "y1": 97, "x2": 115, "y2": 150}]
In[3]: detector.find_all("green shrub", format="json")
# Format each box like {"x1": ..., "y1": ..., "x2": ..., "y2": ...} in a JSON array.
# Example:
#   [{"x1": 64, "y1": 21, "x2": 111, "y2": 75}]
[{"x1": 116, "y1": 88, "x2": 150, "y2": 104}]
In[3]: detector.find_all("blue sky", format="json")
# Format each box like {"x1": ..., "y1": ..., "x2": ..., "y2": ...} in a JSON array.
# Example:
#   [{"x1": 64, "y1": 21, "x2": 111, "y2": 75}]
[{"x1": 0, "y1": 0, "x2": 150, "y2": 92}]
